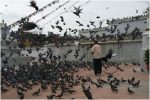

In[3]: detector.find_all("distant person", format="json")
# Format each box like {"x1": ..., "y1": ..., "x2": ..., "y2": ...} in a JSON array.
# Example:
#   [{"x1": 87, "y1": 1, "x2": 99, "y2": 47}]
[{"x1": 91, "y1": 40, "x2": 102, "y2": 76}]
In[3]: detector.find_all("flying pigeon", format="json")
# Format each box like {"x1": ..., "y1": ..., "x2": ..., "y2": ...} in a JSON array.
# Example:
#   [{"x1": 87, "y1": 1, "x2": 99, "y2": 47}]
[
  {"x1": 96, "y1": 16, "x2": 100, "y2": 19},
  {"x1": 60, "y1": 16, "x2": 64, "y2": 22},
  {"x1": 56, "y1": 26, "x2": 63, "y2": 32},
  {"x1": 29, "y1": 0, "x2": 39, "y2": 11},
  {"x1": 22, "y1": 22, "x2": 38, "y2": 31},
  {"x1": 73, "y1": 6, "x2": 83, "y2": 17}
]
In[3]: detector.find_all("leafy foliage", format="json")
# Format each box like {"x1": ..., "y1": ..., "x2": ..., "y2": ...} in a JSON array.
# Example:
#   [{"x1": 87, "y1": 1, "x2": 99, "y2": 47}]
[{"x1": 144, "y1": 49, "x2": 149, "y2": 64}]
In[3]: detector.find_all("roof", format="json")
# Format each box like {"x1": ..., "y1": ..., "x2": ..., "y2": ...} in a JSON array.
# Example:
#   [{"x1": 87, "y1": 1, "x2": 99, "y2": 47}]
[{"x1": 107, "y1": 14, "x2": 148, "y2": 24}]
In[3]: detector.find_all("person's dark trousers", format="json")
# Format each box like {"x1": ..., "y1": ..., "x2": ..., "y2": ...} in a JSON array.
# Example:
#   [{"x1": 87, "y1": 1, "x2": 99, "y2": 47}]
[{"x1": 93, "y1": 58, "x2": 102, "y2": 75}]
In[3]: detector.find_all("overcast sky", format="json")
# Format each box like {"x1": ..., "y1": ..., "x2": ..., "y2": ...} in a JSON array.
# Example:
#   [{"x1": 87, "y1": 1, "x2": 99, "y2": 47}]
[{"x1": 0, "y1": 0, "x2": 149, "y2": 35}]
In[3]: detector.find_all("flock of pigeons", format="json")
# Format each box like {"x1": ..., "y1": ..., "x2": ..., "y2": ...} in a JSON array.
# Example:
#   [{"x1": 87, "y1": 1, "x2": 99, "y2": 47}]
[
  {"x1": 1, "y1": 0, "x2": 148, "y2": 99},
  {"x1": 1, "y1": 51, "x2": 144, "y2": 99},
  {"x1": 1, "y1": 33, "x2": 145, "y2": 99}
]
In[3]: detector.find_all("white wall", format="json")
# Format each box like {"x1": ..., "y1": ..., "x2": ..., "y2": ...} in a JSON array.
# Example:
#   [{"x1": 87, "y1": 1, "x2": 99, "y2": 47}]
[{"x1": 1, "y1": 40, "x2": 142, "y2": 68}]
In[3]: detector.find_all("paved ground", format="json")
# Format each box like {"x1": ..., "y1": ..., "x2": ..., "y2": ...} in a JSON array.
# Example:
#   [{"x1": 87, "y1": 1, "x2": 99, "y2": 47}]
[{"x1": 1, "y1": 64, "x2": 149, "y2": 99}]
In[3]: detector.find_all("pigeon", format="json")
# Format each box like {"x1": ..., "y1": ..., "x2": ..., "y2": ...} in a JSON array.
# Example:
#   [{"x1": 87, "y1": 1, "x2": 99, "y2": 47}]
[
  {"x1": 51, "y1": 25, "x2": 55, "y2": 29},
  {"x1": 95, "y1": 82, "x2": 103, "y2": 88},
  {"x1": 42, "y1": 16, "x2": 45, "y2": 19},
  {"x1": 107, "y1": 74, "x2": 113, "y2": 82},
  {"x1": 144, "y1": 21, "x2": 147, "y2": 24},
  {"x1": 76, "y1": 21, "x2": 83, "y2": 26},
  {"x1": 110, "y1": 84, "x2": 118, "y2": 94},
  {"x1": 136, "y1": 10, "x2": 138, "y2": 13},
  {"x1": 1, "y1": 86, "x2": 8, "y2": 92},
  {"x1": 116, "y1": 65, "x2": 124, "y2": 71},
  {"x1": 81, "y1": 83, "x2": 86, "y2": 90},
  {"x1": 132, "y1": 80, "x2": 140, "y2": 87},
  {"x1": 9, "y1": 52, "x2": 13, "y2": 57},
  {"x1": 87, "y1": 24, "x2": 90, "y2": 28},
  {"x1": 56, "y1": 26, "x2": 63, "y2": 32},
  {"x1": 121, "y1": 77, "x2": 127, "y2": 83},
  {"x1": 132, "y1": 62, "x2": 137, "y2": 66},
  {"x1": 32, "y1": 89, "x2": 40, "y2": 96},
  {"x1": 125, "y1": 24, "x2": 130, "y2": 33},
  {"x1": 60, "y1": 16, "x2": 64, "y2": 22},
  {"x1": 99, "y1": 21, "x2": 103, "y2": 28},
  {"x1": 128, "y1": 79, "x2": 132, "y2": 85},
  {"x1": 5, "y1": 40, "x2": 11, "y2": 46},
  {"x1": 107, "y1": 74, "x2": 113, "y2": 81},
  {"x1": 96, "y1": 16, "x2": 100, "y2": 19},
  {"x1": 90, "y1": 21, "x2": 95, "y2": 25},
  {"x1": 17, "y1": 89, "x2": 24, "y2": 96},
  {"x1": 133, "y1": 68, "x2": 136, "y2": 73},
  {"x1": 63, "y1": 22, "x2": 66, "y2": 25},
  {"x1": 29, "y1": 0, "x2": 39, "y2": 11},
  {"x1": 128, "y1": 87, "x2": 135, "y2": 95},
  {"x1": 73, "y1": 6, "x2": 83, "y2": 17},
  {"x1": 51, "y1": 86, "x2": 56, "y2": 93},
  {"x1": 17, "y1": 86, "x2": 27, "y2": 92},
  {"x1": 36, "y1": 47, "x2": 40, "y2": 52},
  {"x1": 137, "y1": 63, "x2": 141, "y2": 66},
  {"x1": 2, "y1": 57, "x2": 9, "y2": 64},
  {"x1": 22, "y1": 22, "x2": 38, "y2": 31},
  {"x1": 99, "y1": 78, "x2": 108, "y2": 84},
  {"x1": 130, "y1": 77, "x2": 135, "y2": 85},
  {"x1": 101, "y1": 57, "x2": 108, "y2": 62},
  {"x1": 140, "y1": 68, "x2": 144, "y2": 72},
  {"x1": 82, "y1": 86, "x2": 93, "y2": 99},
  {"x1": 20, "y1": 94, "x2": 24, "y2": 99},
  {"x1": 47, "y1": 95, "x2": 55, "y2": 99},
  {"x1": 56, "y1": 90, "x2": 64, "y2": 98},
  {"x1": 41, "y1": 84, "x2": 48, "y2": 90},
  {"x1": 67, "y1": 89, "x2": 76, "y2": 94},
  {"x1": 118, "y1": 22, "x2": 122, "y2": 24},
  {"x1": 56, "y1": 20, "x2": 59, "y2": 25},
  {"x1": 134, "y1": 16, "x2": 140, "y2": 21},
  {"x1": 132, "y1": 62, "x2": 136, "y2": 66},
  {"x1": 97, "y1": 79, "x2": 103, "y2": 85},
  {"x1": 1, "y1": 52, "x2": 6, "y2": 57},
  {"x1": 27, "y1": 48, "x2": 32, "y2": 54},
  {"x1": 101, "y1": 49, "x2": 113, "y2": 62}
]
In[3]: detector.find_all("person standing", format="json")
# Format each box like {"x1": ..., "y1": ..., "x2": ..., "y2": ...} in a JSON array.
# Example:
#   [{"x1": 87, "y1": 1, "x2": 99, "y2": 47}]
[{"x1": 91, "y1": 40, "x2": 102, "y2": 76}]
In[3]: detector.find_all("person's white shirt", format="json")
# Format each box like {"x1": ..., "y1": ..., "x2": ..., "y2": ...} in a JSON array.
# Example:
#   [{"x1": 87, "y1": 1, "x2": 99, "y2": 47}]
[{"x1": 91, "y1": 44, "x2": 102, "y2": 59}]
